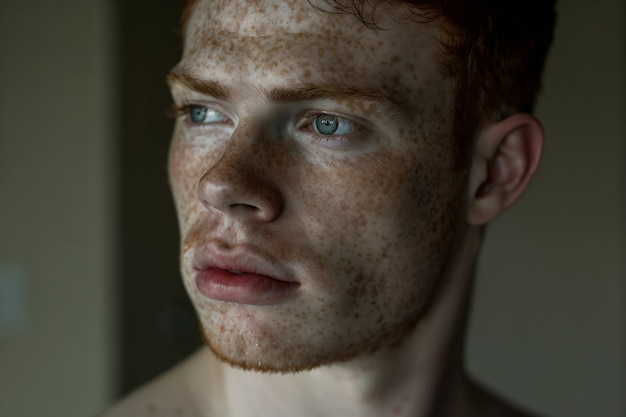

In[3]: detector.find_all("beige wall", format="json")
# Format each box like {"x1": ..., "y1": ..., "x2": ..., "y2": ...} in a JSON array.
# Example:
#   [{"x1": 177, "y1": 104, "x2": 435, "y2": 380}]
[
  {"x1": 0, "y1": 1, "x2": 117, "y2": 416},
  {"x1": 0, "y1": 1, "x2": 623, "y2": 417},
  {"x1": 468, "y1": 1, "x2": 625, "y2": 416}
]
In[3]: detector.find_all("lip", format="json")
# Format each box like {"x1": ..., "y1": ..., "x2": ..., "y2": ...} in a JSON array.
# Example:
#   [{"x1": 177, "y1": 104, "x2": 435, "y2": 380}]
[{"x1": 193, "y1": 244, "x2": 300, "y2": 305}]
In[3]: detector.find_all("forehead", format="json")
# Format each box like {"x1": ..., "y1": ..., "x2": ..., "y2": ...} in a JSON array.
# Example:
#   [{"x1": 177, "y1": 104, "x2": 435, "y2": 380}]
[
  {"x1": 187, "y1": 0, "x2": 344, "y2": 37},
  {"x1": 184, "y1": 0, "x2": 436, "y2": 38},
  {"x1": 179, "y1": 0, "x2": 448, "y2": 110}
]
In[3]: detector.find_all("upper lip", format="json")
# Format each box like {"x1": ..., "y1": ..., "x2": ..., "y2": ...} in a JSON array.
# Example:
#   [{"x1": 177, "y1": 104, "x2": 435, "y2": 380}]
[{"x1": 192, "y1": 241, "x2": 294, "y2": 283}]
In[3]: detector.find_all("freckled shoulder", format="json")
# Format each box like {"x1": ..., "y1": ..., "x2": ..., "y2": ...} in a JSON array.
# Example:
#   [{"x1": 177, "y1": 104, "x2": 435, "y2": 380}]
[{"x1": 98, "y1": 349, "x2": 222, "y2": 417}]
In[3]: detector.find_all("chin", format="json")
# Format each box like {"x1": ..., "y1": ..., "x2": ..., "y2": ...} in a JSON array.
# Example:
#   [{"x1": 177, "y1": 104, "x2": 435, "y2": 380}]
[{"x1": 198, "y1": 311, "x2": 421, "y2": 374}]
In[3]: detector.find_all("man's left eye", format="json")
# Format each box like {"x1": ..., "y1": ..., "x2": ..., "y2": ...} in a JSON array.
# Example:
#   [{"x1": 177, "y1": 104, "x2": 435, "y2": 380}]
[
  {"x1": 313, "y1": 113, "x2": 355, "y2": 136},
  {"x1": 188, "y1": 105, "x2": 228, "y2": 124}
]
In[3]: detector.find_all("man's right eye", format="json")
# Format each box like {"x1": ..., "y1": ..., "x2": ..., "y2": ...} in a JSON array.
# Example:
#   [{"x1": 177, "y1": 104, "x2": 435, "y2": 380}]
[{"x1": 188, "y1": 105, "x2": 228, "y2": 124}]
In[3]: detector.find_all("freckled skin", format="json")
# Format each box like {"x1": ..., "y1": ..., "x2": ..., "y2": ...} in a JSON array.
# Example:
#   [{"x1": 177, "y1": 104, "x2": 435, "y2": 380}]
[
  {"x1": 99, "y1": 1, "x2": 546, "y2": 416},
  {"x1": 169, "y1": 0, "x2": 466, "y2": 372}
]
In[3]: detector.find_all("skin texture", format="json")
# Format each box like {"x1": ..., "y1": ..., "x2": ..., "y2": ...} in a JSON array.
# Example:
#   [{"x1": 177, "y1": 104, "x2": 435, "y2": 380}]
[
  {"x1": 100, "y1": 0, "x2": 546, "y2": 416},
  {"x1": 169, "y1": 0, "x2": 466, "y2": 372}
]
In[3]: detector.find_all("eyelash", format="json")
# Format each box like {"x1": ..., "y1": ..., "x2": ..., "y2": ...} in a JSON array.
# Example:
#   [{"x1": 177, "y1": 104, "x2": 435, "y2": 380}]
[
  {"x1": 297, "y1": 110, "x2": 364, "y2": 145},
  {"x1": 170, "y1": 103, "x2": 232, "y2": 126},
  {"x1": 169, "y1": 103, "x2": 191, "y2": 119},
  {"x1": 171, "y1": 103, "x2": 368, "y2": 146}
]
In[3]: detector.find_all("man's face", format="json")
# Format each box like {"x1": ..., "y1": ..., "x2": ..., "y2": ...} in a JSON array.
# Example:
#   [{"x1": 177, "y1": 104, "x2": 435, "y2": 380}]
[{"x1": 168, "y1": 0, "x2": 467, "y2": 372}]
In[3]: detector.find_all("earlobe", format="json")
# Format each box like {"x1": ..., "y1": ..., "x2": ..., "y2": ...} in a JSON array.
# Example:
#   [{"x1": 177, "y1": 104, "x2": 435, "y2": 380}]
[{"x1": 467, "y1": 113, "x2": 544, "y2": 226}]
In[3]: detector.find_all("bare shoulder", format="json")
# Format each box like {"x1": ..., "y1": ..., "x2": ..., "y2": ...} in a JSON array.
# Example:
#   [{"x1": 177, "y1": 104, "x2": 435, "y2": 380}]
[{"x1": 98, "y1": 349, "x2": 221, "y2": 417}]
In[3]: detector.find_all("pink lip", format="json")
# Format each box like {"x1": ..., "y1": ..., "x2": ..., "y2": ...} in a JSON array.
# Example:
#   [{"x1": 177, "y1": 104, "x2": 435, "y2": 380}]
[
  {"x1": 193, "y1": 245, "x2": 299, "y2": 305},
  {"x1": 196, "y1": 268, "x2": 299, "y2": 305}
]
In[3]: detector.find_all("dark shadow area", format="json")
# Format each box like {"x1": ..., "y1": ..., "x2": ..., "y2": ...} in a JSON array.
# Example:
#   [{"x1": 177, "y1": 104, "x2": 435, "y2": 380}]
[{"x1": 117, "y1": 0, "x2": 201, "y2": 396}]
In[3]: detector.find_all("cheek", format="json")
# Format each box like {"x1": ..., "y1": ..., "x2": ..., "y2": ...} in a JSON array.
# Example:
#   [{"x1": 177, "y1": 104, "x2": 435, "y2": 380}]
[
  {"x1": 168, "y1": 134, "x2": 214, "y2": 230},
  {"x1": 288, "y1": 135, "x2": 463, "y2": 295},
  {"x1": 294, "y1": 142, "x2": 457, "y2": 233}
]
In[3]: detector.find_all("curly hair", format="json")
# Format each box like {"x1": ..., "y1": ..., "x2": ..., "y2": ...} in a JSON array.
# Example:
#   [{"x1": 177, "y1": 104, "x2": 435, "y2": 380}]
[{"x1": 180, "y1": 0, "x2": 556, "y2": 151}]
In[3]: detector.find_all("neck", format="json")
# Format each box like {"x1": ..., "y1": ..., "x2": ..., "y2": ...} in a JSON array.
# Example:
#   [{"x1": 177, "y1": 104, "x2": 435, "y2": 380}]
[{"x1": 199, "y1": 226, "x2": 484, "y2": 417}]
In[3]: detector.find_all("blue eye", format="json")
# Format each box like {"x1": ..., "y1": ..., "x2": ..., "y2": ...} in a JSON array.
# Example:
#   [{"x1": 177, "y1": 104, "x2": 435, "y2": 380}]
[
  {"x1": 314, "y1": 114, "x2": 354, "y2": 135},
  {"x1": 188, "y1": 105, "x2": 227, "y2": 124}
]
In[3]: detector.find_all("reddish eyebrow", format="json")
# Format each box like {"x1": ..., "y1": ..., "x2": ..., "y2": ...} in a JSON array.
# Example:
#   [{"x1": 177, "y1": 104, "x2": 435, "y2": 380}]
[
  {"x1": 268, "y1": 84, "x2": 403, "y2": 114},
  {"x1": 167, "y1": 70, "x2": 404, "y2": 114},
  {"x1": 167, "y1": 72, "x2": 231, "y2": 100}
]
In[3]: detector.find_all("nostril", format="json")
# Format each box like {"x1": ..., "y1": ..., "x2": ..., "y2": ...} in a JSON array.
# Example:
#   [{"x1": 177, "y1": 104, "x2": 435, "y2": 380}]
[
  {"x1": 229, "y1": 203, "x2": 261, "y2": 212},
  {"x1": 229, "y1": 202, "x2": 277, "y2": 222}
]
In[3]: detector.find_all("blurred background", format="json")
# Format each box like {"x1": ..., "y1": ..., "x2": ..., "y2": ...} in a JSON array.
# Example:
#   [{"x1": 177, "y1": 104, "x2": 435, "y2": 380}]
[{"x1": 0, "y1": 0, "x2": 623, "y2": 416}]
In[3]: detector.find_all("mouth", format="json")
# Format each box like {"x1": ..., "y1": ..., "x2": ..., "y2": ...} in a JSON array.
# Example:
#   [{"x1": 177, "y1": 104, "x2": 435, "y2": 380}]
[
  {"x1": 192, "y1": 244, "x2": 300, "y2": 305},
  {"x1": 195, "y1": 268, "x2": 300, "y2": 305}
]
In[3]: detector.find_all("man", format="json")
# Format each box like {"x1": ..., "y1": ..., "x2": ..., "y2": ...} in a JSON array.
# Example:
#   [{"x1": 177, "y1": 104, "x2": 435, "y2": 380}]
[{"x1": 103, "y1": 0, "x2": 555, "y2": 415}]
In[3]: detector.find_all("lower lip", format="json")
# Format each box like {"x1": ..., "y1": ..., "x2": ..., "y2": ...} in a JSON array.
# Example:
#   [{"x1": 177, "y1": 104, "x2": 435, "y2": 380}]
[{"x1": 195, "y1": 268, "x2": 299, "y2": 305}]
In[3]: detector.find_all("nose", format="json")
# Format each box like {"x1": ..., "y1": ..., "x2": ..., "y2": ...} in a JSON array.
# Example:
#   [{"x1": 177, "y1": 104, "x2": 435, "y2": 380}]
[{"x1": 197, "y1": 137, "x2": 284, "y2": 223}]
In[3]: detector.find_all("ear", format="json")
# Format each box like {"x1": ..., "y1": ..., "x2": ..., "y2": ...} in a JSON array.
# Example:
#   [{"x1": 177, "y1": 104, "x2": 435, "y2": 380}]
[{"x1": 467, "y1": 113, "x2": 544, "y2": 226}]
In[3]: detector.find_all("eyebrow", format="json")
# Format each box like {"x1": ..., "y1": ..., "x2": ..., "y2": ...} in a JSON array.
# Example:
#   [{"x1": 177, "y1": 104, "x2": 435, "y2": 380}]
[
  {"x1": 167, "y1": 72, "x2": 231, "y2": 101},
  {"x1": 167, "y1": 70, "x2": 405, "y2": 115}
]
